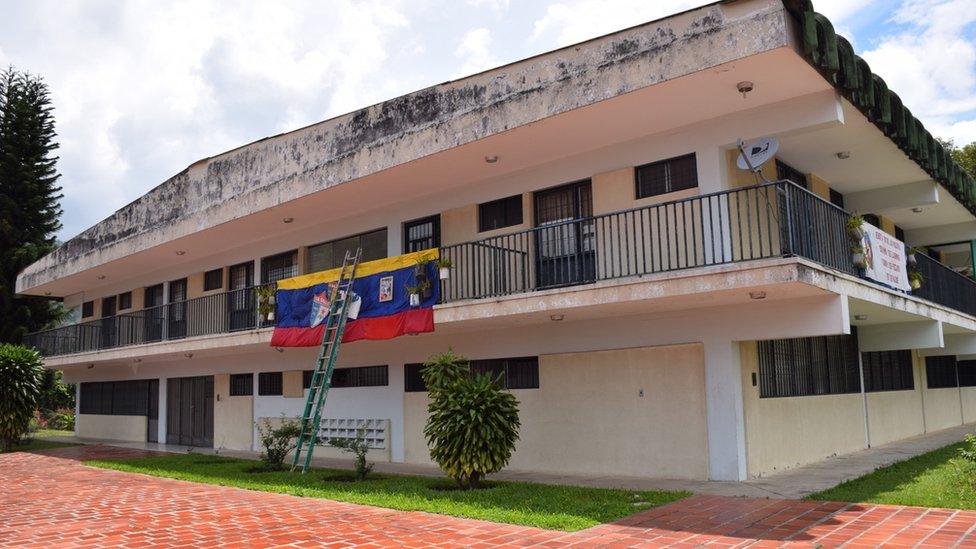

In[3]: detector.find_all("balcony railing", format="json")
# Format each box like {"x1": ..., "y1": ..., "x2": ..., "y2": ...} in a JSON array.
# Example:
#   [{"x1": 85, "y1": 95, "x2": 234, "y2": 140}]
[
  {"x1": 25, "y1": 284, "x2": 274, "y2": 357},
  {"x1": 25, "y1": 181, "x2": 976, "y2": 358}
]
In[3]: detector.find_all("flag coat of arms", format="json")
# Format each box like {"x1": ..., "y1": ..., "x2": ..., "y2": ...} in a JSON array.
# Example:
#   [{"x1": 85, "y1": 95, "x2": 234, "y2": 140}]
[{"x1": 270, "y1": 250, "x2": 438, "y2": 347}]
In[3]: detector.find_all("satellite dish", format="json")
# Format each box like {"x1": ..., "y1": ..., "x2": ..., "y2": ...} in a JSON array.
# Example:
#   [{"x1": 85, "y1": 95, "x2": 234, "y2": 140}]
[{"x1": 736, "y1": 136, "x2": 779, "y2": 171}]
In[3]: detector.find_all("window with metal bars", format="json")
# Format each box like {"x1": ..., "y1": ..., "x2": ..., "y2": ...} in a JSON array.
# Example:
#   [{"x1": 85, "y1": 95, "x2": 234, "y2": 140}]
[
  {"x1": 118, "y1": 292, "x2": 132, "y2": 310},
  {"x1": 635, "y1": 153, "x2": 698, "y2": 199},
  {"x1": 261, "y1": 251, "x2": 298, "y2": 284},
  {"x1": 829, "y1": 188, "x2": 845, "y2": 208},
  {"x1": 79, "y1": 380, "x2": 153, "y2": 415},
  {"x1": 229, "y1": 373, "x2": 253, "y2": 396},
  {"x1": 403, "y1": 216, "x2": 440, "y2": 253},
  {"x1": 404, "y1": 357, "x2": 539, "y2": 392},
  {"x1": 82, "y1": 301, "x2": 94, "y2": 318},
  {"x1": 926, "y1": 355, "x2": 959, "y2": 388},
  {"x1": 757, "y1": 334, "x2": 861, "y2": 398},
  {"x1": 204, "y1": 268, "x2": 223, "y2": 291},
  {"x1": 308, "y1": 229, "x2": 387, "y2": 272},
  {"x1": 958, "y1": 360, "x2": 976, "y2": 387},
  {"x1": 775, "y1": 159, "x2": 808, "y2": 189},
  {"x1": 258, "y1": 372, "x2": 283, "y2": 396},
  {"x1": 861, "y1": 350, "x2": 914, "y2": 392},
  {"x1": 303, "y1": 366, "x2": 389, "y2": 388},
  {"x1": 478, "y1": 195, "x2": 523, "y2": 232}
]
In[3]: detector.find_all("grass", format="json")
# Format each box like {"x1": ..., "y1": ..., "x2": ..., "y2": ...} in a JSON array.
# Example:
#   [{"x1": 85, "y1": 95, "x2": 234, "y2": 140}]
[
  {"x1": 86, "y1": 453, "x2": 688, "y2": 531},
  {"x1": 33, "y1": 428, "x2": 75, "y2": 438},
  {"x1": 808, "y1": 441, "x2": 976, "y2": 510}
]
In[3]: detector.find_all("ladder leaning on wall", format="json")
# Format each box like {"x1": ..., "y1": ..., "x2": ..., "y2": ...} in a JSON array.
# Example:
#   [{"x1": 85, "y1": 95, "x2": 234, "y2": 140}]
[{"x1": 291, "y1": 248, "x2": 362, "y2": 473}]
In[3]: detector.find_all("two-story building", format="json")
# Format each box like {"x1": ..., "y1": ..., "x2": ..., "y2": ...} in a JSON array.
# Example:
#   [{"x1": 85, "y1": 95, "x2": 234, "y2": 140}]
[{"x1": 18, "y1": 0, "x2": 976, "y2": 482}]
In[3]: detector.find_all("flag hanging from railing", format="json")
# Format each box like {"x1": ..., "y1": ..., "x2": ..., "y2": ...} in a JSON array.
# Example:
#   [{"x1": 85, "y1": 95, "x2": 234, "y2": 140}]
[{"x1": 270, "y1": 250, "x2": 439, "y2": 347}]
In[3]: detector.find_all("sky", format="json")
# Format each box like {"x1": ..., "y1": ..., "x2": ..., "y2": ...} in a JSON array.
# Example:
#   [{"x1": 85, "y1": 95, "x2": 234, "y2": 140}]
[{"x1": 0, "y1": 0, "x2": 974, "y2": 241}]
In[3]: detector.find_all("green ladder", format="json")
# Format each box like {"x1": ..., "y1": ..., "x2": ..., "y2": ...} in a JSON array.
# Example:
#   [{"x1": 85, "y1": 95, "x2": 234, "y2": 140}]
[{"x1": 291, "y1": 248, "x2": 362, "y2": 473}]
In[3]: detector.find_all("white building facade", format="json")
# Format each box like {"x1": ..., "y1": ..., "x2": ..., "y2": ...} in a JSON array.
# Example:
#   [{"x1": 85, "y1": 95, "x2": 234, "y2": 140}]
[{"x1": 18, "y1": 0, "x2": 976, "y2": 481}]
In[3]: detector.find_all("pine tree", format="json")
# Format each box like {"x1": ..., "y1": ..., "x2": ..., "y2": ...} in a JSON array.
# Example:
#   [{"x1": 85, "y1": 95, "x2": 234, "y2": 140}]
[{"x1": 0, "y1": 68, "x2": 64, "y2": 343}]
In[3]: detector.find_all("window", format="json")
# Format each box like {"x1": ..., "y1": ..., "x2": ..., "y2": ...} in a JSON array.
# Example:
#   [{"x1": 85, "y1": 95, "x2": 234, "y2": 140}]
[
  {"x1": 204, "y1": 268, "x2": 223, "y2": 291},
  {"x1": 478, "y1": 195, "x2": 523, "y2": 232},
  {"x1": 404, "y1": 216, "x2": 440, "y2": 253},
  {"x1": 308, "y1": 229, "x2": 387, "y2": 272},
  {"x1": 775, "y1": 159, "x2": 808, "y2": 189},
  {"x1": 169, "y1": 278, "x2": 187, "y2": 303},
  {"x1": 261, "y1": 251, "x2": 298, "y2": 284},
  {"x1": 829, "y1": 188, "x2": 845, "y2": 209},
  {"x1": 958, "y1": 360, "x2": 976, "y2": 387},
  {"x1": 303, "y1": 366, "x2": 389, "y2": 388},
  {"x1": 79, "y1": 380, "x2": 153, "y2": 415},
  {"x1": 635, "y1": 153, "x2": 698, "y2": 199},
  {"x1": 144, "y1": 284, "x2": 164, "y2": 308},
  {"x1": 258, "y1": 372, "x2": 283, "y2": 395},
  {"x1": 926, "y1": 355, "x2": 959, "y2": 389},
  {"x1": 863, "y1": 214, "x2": 881, "y2": 229},
  {"x1": 229, "y1": 373, "x2": 253, "y2": 396},
  {"x1": 757, "y1": 334, "x2": 861, "y2": 398},
  {"x1": 895, "y1": 225, "x2": 906, "y2": 242},
  {"x1": 405, "y1": 357, "x2": 539, "y2": 392},
  {"x1": 862, "y1": 350, "x2": 914, "y2": 392},
  {"x1": 118, "y1": 292, "x2": 132, "y2": 310},
  {"x1": 82, "y1": 301, "x2": 94, "y2": 318}
]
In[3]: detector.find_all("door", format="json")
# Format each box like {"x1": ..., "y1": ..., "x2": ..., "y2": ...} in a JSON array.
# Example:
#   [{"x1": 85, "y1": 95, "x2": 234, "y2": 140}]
[
  {"x1": 100, "y1": 296, "x2": 117, "y2": 349},
  {"x1": 228, "y1": 262, "x2": 254, "y2": 330},
  {"x1": 147, "y1": 379, "x2": 159, "y2": 443},
  {"x1": 166, "y1": 376, "x2": 214, "y2": 447},
  {"x1": 534, "y1": 180, "x2": 595, "y2": 288},
  {"x1": 403, "y1": 215, "x2": 441, "y2": 253},
  {"x1": 168, "y1": 278, "x2": 188, "y2": 339},
  {"x1": 144, "y1": 284, "x2": 165, "y2": 342}
]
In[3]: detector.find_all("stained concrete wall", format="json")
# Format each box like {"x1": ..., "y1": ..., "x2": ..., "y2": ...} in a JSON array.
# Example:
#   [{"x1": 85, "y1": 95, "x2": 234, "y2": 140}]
[
  {"x1": 404, "y1": 343, "x2": 709, "y2": 479},
  {"x1": 213, "y1": 373, "x2": 253, "y2": 451},
  {"x1": 76, "y1": 414, "x2": 147, "y2": 442}
]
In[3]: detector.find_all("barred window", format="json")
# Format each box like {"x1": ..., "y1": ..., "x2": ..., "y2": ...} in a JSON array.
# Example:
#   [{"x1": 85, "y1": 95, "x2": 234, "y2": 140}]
[
  {"x1": 261, "y1": 251, "x2": 298, "y2": 284},
  {"x1": 775, "y1": 159, "x2": 808, "y2": 189},
  {"x1": 926, "y1": 356, "x2": 959, "y2": 389},
  {"x1": 478, "y1": 195, "x2": 523, "y2": 232},
  {"x1": 229, "y1": 373, "x2": 253, "y2": 396},
  {"x1": 635, "y1": 153, "x2": 698, "y2": 199},
  {"x1": 308, "y1": 229, "x2": 387, "y2": 272},
  {"x1": 82, "y1": 301, "x2": 94, "y2": 318},
  {"x1": 118, "y1": 292, "x2": 133, "y2": 310},
  {"x1": 204, "y1": 268, "x2": 223, "y2": 291},
  {"x1": 258, "y1": 372, "x2": 283, "y2": 396},
  {"x1": 405, "y1": 357, "x2": 539, "y2": 392},
  {"x1": 80, "y1": 380, "x2": 153, "y2": 415},
  {"x1": 758, "y1": 335, "x2": 861, "y2": 398},
  {"x1": 303, "y1": 366, "x2": 389, "y2": 389},
  {"x1": 862, "y1": 350, "x2": 915, "y2": 392},
  {"x1": 958, "y1": 360, "x2": 976, "y2": 387}
]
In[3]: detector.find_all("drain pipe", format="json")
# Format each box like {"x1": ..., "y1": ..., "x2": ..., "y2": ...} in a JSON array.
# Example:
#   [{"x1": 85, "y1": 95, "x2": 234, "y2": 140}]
[{"x1": 857, "y1": 351, "x2": 871, "y2": 448}]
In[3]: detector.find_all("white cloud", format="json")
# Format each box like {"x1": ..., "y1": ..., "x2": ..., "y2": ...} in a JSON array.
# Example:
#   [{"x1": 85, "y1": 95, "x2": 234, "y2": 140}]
[
  {"x1": 861, "y1": 0, "x2": 976, "y2": 144},
  {"x1": 530, "y1": 0, "x2": 703, "y2": 47},
  {"x1": 454, "y1": 28, "x2": 498, "y2": 78}
]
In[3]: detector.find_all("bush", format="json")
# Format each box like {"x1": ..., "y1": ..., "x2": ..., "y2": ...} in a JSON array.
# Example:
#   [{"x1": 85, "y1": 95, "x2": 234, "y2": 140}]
[
  {"x1": 0, "y1": 344, "x2": 44, "y2": 451},
  {"x1": 960, "y1": 434, "x2": 976, "y2": 464},
  {"x1": 422, "y1": 349, "x2": 520, "y2": 489},
  {"x1": 328, "y1": 428, "x2": 374, "y2": 481},
  {"x1": 256, "y1": 417, "x2": 302, "y2": 470}
]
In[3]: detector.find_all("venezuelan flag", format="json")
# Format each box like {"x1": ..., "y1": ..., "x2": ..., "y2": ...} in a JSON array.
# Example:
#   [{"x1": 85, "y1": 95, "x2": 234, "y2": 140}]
[{"x1": 270, "y1": 250, "x2": 439, "y2": 347}]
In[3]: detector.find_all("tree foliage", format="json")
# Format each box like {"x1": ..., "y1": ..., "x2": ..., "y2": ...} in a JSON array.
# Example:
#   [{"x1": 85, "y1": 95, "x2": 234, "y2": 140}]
[
  {"x1": 939, "y1": 137, "x2": 976, "y2": 179},
  {"x1": 422, "y1": 349, "x2": 520, "y2": 489},
  {"x1": 0, "y1": 67, "x2": 64, "y2": 344},
  {"x1": 0, "y1": 343, "x2": 43, "y2": 451}
]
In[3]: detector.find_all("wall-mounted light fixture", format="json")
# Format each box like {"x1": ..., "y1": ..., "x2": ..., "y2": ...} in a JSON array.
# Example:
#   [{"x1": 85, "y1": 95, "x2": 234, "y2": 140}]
[
  {"x1": 749, "y1": 291, "x2": 767, "y2": 300},
  {"x1": 175, "y1": 250, "x2": 186, "y2": 256},
  {"x1": 484, "y1": 155, "x2": 499, "y2": 164},
  {"x1": 549, "y1": 314, "x2": 564, "y2": 321},
  {"x1": 283, "y1": 217, "x2": 294, "y2": 224}
]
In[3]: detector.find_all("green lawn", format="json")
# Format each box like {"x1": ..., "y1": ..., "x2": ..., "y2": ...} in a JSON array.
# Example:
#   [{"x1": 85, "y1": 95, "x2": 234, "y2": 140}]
[
  {"x1": 87, "y1": 453, "x2": 688, "y2": 531},
  {"x1": 3, "y1": 437, "x2": 79, "y2": 453},
  {"x1": 34, "y1": 429, "x2": 75, "y2": 438},
  {"x1": 808, "y1": 441, "x2": 976, "y2": 510}
]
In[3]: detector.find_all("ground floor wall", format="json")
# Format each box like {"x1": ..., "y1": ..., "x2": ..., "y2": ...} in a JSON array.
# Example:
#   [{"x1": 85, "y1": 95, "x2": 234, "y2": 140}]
[{"x1": 76, "y1": 414, "x2": 147, "y2": 442}]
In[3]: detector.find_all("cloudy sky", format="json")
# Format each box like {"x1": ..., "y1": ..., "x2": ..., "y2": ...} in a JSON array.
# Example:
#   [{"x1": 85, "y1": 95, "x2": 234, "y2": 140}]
[{"x1": 0, "y1": 0, "x2": 974, "y2": 241}]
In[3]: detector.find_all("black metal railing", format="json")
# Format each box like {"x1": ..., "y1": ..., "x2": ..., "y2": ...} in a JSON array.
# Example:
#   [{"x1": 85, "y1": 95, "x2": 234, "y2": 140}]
[
  {"x1": 24, "y1": 284, "x2": 274, "y2": 357},
  {"x1": 26, "y1": 181, "x2": 976, "y2": 358}
]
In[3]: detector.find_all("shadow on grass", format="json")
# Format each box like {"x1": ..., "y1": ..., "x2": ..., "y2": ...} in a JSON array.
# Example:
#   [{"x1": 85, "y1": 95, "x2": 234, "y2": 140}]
[
  {"x1": 808, "y1": 441, "x2": 976, "y2": 510},
  {"x1": 1, "y1": 438, "x2": 80, "y2": 454},
  {"x1": 85, "y1": 453, "x2": 687, "y2": 531}
]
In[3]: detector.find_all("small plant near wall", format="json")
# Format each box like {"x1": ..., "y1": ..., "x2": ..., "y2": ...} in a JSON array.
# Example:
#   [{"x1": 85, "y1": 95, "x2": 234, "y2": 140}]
[
  {"x1": 437, "y1": 257, "x2": 453, "y2": 280},
  {"x1": 422, "y1": 349, "x2": 520, "y2": 490},
  {"x1": 255, "y1": 285, "x2": 277, "y2": 322},
  {"x1": 255, "y1": 417, "x2": 301, "y2": 471},
  {"x1": 328, "y1": 428, "x2": 375, "y2": 481}
]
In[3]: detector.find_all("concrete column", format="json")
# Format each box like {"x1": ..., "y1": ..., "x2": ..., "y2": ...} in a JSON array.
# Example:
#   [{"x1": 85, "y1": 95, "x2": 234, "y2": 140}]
[
  {"x1": 703, "y1": 338, "x2": 747, "y2": 481},
  {"x1": 387, "y1": 222, "x2": 403, "y2": 257},
  {"x1": 157, "y1": 377, "x2": 167, "y2": 444},
  {"x1": 74, "y1": 383, "x2": 81, "y2": 435}
]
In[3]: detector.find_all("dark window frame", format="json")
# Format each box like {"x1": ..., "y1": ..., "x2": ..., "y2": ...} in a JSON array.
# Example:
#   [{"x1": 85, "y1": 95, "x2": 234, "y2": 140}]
[
  {"x1": 926, "y1": 355, "x2": 959, "y2": 389},
  {"x1": 405, "y1": 357, "x2": 539, "y2": 392},
  {"x1": 829, "y1": 188, "x2": 845, "y2": 209},
  {"x1": 635, "y1": 153, "x2": 699, "y2": 199},
  {"x1": 229, "y1": 373, "x2": 253, "y2": 396},
  {"x1": 303, "y1": 366, "x2": 389, "y2": 389},
  {"x1": 308, "y1": 228, "x2": 388, "y2": 273},
  {"x1": 403, "y1": 216, "x2": 441, "y2": 253},
  {"x1": 204, "y1": 268, "x2": 224, "y2": 292},
  {"x1": 757, "y1": 334, "x2": 861, "y2": 398},
  {"x1": 79, "y1": 380, "x2": 154, "y2": 416},
  {"x1": 258, "y1": 372, "x2": 283, "y2": 396},
  {"x1": 261, "y1": 250, "x2": 299, "y2": 284},
  {"x1": 775, "y1": 159, "x2": 808, "y2": 189},
  {"x1": 862, "y1": 350, "x2": 915, "y2": 392},
  {"x1": 118, "y1": 292, "x2": 132, "y2": 311},
  {"x1": 478, "y1": 195, "x2": 524, "y2": 232},
  {"x1": 82, "y1": 300, "x2": 94, "y2": 318}
]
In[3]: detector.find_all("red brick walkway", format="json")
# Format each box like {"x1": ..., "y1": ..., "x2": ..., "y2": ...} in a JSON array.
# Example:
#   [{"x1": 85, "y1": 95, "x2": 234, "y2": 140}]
[{"x1": 3, "y1": 446, "x2": 976, "y2": 548}]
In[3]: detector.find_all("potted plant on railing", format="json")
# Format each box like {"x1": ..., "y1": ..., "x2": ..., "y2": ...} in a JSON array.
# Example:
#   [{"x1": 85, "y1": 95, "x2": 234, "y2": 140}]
[
  {"x1": 437, "y1": 257, "x2": 453, "y2": 280},
  {"x1": 413, "y1": 255, "x2": 435, "y2": 300},
  {"x1": 846, "y1": 213, "x2": 865, "y2": 241},
  {"x1": 907, "y1": 264, "x2": 924, "y2": 291},
  {"x1": 255, "y1": 285, "x2": 277, "y2": 322},
  {"x1": 405, "y1": 283, "x2": 422, "y2": 307},
  {"x1": 850, "y1": 244, "x2": 868, "y2": 269}
]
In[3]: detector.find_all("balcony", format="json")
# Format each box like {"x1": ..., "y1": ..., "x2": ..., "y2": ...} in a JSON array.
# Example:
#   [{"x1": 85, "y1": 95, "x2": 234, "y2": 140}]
[{"x1": 25, "y1": 181, "x2": 976, "y2": 358}]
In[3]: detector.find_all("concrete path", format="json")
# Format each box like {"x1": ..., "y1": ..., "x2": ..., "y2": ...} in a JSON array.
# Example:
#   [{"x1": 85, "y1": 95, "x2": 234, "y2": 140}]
[
  {"x1": 45, "y1": 423, "x2": 975, "y2": 499},
  {"x1": 4, "y1": 446, "x2": 976, "y2": 548}
]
